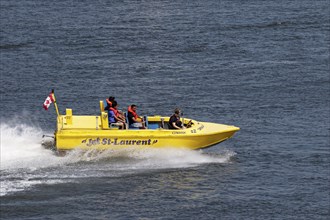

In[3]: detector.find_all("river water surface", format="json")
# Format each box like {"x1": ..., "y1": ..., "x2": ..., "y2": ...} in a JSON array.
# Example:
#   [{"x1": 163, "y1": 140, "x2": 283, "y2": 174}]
[{"x1": 0, "y1": 0, "x2": 329, "y2": 219}]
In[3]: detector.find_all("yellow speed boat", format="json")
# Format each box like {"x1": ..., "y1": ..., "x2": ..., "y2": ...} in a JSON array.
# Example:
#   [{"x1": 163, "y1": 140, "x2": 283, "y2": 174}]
[{"x1": 53, "y1": 101, "x2": 239, "y2": 153}]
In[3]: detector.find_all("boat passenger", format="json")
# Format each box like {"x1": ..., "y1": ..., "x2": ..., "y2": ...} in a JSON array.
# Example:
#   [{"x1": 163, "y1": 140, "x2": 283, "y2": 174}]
[
  {"x1": 168, "y1": 108, "x2": 185, "y2": 129},
  {"x1": 127, "y1": 105, "x2": 145, "y2": 129},
  {"x1": 105, "y1": 96, "x2": 115, "y2": 110},
  {"x1": 108, "y1": 100, "x2": 125, "y2": 129}
]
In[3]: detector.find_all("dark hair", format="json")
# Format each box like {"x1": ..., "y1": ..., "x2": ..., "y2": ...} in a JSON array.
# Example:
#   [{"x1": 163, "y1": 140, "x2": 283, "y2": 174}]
[
  {"x1": 174, "y1": 108, "x2": 180, "y2": 114},
  {"x1": 112, "y1": 100, "x2": 118, "y2": 107},
  {"x1": 131, "y1": 104, "x2": 137, "y2": 108},
  {"x1": 109, "y1": 96, "x2": 115, "y2": 102}
]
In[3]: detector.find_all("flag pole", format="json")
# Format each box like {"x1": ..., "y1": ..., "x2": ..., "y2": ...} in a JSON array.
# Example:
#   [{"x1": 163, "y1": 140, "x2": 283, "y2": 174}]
[{"x1": 52, "y1": 89, "x2": 60, "y2": 117}]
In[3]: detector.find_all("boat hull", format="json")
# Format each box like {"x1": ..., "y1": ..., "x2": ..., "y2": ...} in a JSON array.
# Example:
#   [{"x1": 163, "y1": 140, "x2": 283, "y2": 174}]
[{"x1": 55, "y1": 121, "x2": 239, "y2": 151}]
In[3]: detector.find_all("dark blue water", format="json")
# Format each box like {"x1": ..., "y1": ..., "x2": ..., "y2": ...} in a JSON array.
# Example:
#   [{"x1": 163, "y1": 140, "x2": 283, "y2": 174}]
[{"x1": 1, "y1": 0, "x2": 329, "y2": 219}]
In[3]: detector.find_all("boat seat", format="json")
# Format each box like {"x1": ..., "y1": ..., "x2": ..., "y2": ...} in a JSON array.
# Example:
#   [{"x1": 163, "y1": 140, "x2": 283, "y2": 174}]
[
  {"x1": 163, "y1": 123, "x2": 169, "y2": 129},
  {"x1": 100, "y1": 100, "x2": 105, "y2": 113},
  {"x1": 103, "y1": 99, "x2": 108, "y2": 110},
  {"x1": 143, "y1": 115, "x2": 148, "y2": 128},
  {"x1": 124, "y1": 112, "x2": 128, "y2": 130},
  {"x1": 100, "y1": 100, "x2": 109, "y2": 129},
  {"x1": 124, "y1": 112, "x2": 128, "y2": 124},
  {"x1": 161, "y1": 118, "x2": 165, "y2": 128}
]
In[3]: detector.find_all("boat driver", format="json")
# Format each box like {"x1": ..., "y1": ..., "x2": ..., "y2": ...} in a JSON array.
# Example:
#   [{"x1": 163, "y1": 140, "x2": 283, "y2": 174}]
[{"x1": 168, "y1": 108, "x2": 185, "y2": 129}]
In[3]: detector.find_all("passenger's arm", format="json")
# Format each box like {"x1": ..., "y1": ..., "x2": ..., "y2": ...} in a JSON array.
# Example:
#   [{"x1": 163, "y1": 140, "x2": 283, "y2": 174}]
[
  {"x1": 115, "y1": 115, "x2": 125, "y2": 123},
  {"x1": 132, "y1": 117, "x2": 143, "y2": 123}
]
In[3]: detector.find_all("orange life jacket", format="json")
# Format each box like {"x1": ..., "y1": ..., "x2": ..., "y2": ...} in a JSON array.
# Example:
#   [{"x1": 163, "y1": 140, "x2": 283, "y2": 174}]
[
  {"x1": 127, "y1": 106, "x2": 139, "y2": 119},
  {"x1": 106, "y1": 99, "x2": 113, "y2": 107}
]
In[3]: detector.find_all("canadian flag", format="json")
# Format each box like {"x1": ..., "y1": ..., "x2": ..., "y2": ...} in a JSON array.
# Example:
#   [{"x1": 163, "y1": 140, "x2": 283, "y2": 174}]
[{"x1": 43, "y1": 92, "x2": 55, "y2": 110}]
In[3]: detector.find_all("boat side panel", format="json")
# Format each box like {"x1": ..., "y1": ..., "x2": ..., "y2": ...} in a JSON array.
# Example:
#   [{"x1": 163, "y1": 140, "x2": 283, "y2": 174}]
[{"x1": 55, "y1": 128, "x2": 238, "y2": 151}]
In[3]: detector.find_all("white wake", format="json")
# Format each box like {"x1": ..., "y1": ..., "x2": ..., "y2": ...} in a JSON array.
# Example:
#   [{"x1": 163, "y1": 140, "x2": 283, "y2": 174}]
[{"x1": 0, "y1": 121, "x2": 236, "y2": 196}]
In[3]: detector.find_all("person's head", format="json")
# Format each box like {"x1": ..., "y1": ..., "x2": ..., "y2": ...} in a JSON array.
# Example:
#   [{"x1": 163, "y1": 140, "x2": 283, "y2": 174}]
[
  {"x1": 131, "y1": 104, "x2": 137, "y2": 111},
  {"x1": 112, "y1": 100, "x2": 118, "y2": 108},
  {"x1": 174, "y1": 108, "x2": 180, "y2": 115},
  {"x1": 109, "y1": 96, "x2": 115, "y2": 102}
]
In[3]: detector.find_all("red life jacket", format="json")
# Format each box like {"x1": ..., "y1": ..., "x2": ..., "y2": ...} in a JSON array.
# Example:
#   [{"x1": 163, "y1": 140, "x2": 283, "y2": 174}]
[
  {"x1": 127, "y1": 106, "x2": 138, "y2": 119},
  {"x1": 109, "y1": 107, "x2": 119, "y2": 117}
]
